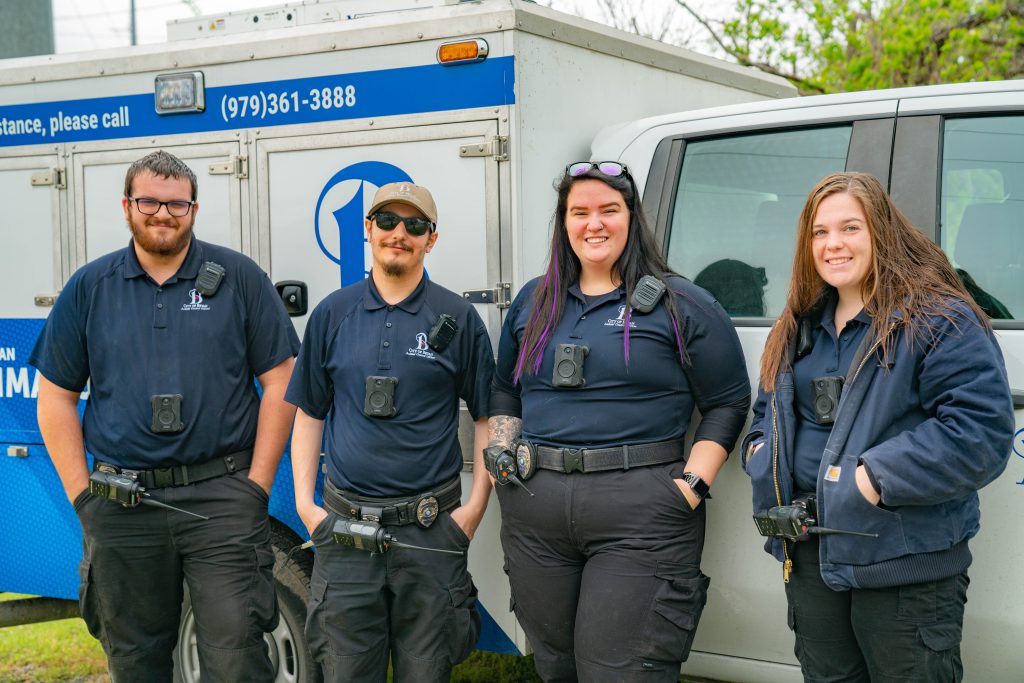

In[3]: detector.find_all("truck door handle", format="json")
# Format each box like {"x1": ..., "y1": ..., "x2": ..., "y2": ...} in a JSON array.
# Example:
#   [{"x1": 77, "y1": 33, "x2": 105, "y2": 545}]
[
  {"x1": 275, "y1": 280, "x2": 308, "y2": 317},
  {"x1": 1012, "y1": 389, "x2": 1024, "y2": 409}
]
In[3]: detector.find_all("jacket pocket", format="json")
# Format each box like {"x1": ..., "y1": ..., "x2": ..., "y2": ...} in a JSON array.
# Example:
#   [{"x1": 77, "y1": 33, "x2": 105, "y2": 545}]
[
  {"x1": 745, "y1": 436, "x2": 783, "y2": 517},
  {"x1": 821, "y1": 454, "x2": 909, "y2": 565}
]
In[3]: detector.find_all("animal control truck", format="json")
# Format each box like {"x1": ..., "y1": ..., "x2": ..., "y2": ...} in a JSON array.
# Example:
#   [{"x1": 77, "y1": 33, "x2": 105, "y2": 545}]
[{"x1": 0, "y1": 0, "x2": 795, "y2": 680}]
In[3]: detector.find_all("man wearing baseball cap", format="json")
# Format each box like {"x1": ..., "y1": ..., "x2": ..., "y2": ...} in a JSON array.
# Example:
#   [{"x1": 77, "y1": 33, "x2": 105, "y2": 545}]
[{"x1": 286, "y1": 182, "x2": 494, "y2": 682}]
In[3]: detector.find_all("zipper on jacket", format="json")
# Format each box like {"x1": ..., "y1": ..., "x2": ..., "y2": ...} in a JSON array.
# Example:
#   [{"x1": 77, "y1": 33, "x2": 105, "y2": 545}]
[{"x1": 770, "y1": 393, "x2": 792, "y2": 583}]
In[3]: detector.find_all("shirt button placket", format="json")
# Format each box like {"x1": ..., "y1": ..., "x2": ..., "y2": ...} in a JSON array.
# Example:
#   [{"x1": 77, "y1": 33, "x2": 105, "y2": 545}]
[
  {"x1": 379, "y1": 307, "x2": 395, "y2": 367},
  {"x1": 154, "y1": 288, "x2": 168, "y2": 329}
]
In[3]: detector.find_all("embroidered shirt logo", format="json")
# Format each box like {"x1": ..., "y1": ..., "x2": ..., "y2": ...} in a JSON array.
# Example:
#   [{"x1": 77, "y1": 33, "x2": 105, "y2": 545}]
[
  {"x1": 824, "y1": 465, "x2": 841, "y2": 482},
  {"x1": 406, "y1": 331, "x2": 436, "y2": 359},
  {"x1": 604, "y1": 305, "x2": 637, "y2": 328},
  {"x1": 181, "y1": 288, "x2": 210, "y2": 311}
]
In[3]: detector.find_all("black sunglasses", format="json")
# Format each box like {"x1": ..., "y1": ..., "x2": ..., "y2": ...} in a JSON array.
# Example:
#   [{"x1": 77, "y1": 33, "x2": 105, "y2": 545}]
[
  {"x1": 565, "y1": 161, "x2": 631, "y2": 179},
  {"x1": 368, "y1": 211, "x2": 435, "y2": 237}
]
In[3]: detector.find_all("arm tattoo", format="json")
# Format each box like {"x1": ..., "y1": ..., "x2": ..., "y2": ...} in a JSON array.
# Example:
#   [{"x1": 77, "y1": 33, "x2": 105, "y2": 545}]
[{"x1": 488, "y1": 415, "x2": 522, "y2": 450}]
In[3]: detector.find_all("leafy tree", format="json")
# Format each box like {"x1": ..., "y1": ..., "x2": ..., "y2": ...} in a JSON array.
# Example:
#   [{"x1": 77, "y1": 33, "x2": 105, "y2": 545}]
[{"x1": 674, "y1": 0, "x2": 1024, "y2": 93}]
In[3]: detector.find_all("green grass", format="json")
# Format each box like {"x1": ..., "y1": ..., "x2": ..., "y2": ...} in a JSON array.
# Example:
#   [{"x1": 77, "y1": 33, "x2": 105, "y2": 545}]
[
  {"x1": 0, "y1": 595, "x2": 696, "y2": 682},
  {"x1": 0, "y1": 595, "x2": 107, "y2": 682}
]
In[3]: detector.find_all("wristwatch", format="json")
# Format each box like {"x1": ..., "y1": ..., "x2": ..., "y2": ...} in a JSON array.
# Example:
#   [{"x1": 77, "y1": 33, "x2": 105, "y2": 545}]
[{"x1": 681, "y1": 472, "x2": 710, "y2": 501}]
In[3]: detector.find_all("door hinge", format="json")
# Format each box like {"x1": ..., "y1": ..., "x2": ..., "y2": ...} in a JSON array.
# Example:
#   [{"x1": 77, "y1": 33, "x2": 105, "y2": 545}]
[
  {"x1": 30, "y1": 168, "x2": 66, "y2": 189},
  {"x1": 462, "y1": 282, "x2": 512, "y2": 309},
  {"x1": 208, "y1": 156, "x2": 249, "y2": 178},
  {"x1": 34, "y1": 293, "x2": 59, "y2": 307},
  {"x1": 459, "y1": 136, "x2": 509, "y2": 161}
]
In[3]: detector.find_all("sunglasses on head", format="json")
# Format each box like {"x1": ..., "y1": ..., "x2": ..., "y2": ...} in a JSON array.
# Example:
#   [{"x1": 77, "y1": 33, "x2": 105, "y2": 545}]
[
  {"x1": 369, "y1": 211, "x2": 435, "y2": 236},
  {"x1": 565, "y1": 161, "x2": 631, "y2": 179}
]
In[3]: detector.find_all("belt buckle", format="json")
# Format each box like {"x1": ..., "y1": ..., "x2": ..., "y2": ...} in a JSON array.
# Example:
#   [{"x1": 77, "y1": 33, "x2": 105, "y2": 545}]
[
  {"x1": 153, "y1": 467, "x2": 175, "y2": 488},
  {"x1": 562, "y1": 448, "x2": 584, "y2": 474},
  {"x1": 360, "y1": 506, "x2": 383, "y2": 523}
]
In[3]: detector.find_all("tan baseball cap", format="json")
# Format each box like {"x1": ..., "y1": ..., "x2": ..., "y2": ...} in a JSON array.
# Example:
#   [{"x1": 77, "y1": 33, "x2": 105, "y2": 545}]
[{"x1": 367, "y1": 182, "x2": 438, "y2": 225}]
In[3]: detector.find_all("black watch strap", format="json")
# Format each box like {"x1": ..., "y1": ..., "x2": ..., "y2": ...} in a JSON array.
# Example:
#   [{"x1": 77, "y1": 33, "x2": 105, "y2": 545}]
[{"x1": 682, "y1": 471, "x2": 710, "y2": 500}]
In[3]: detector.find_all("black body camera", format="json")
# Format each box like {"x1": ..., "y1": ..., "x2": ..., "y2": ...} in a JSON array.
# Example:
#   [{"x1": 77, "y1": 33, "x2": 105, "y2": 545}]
[
  {"x1": 630, "y1": 275, "x2": 666, "y2": 313},
  {"x1": 151, "y1": 394, "x2": 184, "y2": 434},
  {"x1": 552, "y1": 343, "x2": 588, "y2": 388},
  {"x1": 427, "y1": 313, "x2": 458, "y2": 352},
  {"x1": 811, "y1": 375, "x2": 844, "y2": 425},
  {"x1": 364, "y1": 376, "x2": 398, "y2": 418},
  {"x1": 195, "y1": 261, "x2": 226, "y2": 297}
]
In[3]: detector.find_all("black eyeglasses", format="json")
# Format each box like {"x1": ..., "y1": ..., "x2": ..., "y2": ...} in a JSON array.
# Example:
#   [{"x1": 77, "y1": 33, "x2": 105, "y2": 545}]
[
  {"x1": 129, "y1": 197, "x2": 195, "y2": 217},
  {"x1": 369, "y1": 211, "x2": 435, "y2": 237},
  {"x1": 565, "y1": 161, "x2": 631, "y2": 178}
]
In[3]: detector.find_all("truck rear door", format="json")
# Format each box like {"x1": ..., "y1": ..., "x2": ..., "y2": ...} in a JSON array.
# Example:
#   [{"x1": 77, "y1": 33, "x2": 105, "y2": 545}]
[
  {"x1": 0, "y1": 149, "x2": 73, "y2": 599},
  {"x1": 257, "y1": 118, "x2": 517, "y2": 652}
]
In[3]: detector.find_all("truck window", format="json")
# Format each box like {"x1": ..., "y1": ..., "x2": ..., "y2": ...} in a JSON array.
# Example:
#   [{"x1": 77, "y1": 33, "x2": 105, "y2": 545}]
[
  {"x1": 667, "y1": 126, "x2": 852, "y2": 318},
  {"x1": 940, "y1": 116, "x2": 1024, "y2": 321}
]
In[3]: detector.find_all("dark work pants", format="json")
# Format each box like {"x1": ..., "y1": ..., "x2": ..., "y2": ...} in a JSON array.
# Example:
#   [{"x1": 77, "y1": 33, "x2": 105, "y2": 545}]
[
  {"x1": 305, "y1": 509, "x2": 479, "y2": 683},
  {"x1": 74, "y1": 469, "x2": 277, "y2": 683},
  {"x1": 497, "y1": 462, "x2": 710, "y2": 683},
  {"x1": 786, "y1": 537, "x2": 968, "y2": 683}
]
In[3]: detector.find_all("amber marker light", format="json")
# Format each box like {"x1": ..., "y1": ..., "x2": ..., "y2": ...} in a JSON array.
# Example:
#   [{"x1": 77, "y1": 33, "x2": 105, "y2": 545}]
[{"x1": 437, "y1": 39, "x2": 489, "y2": 65}]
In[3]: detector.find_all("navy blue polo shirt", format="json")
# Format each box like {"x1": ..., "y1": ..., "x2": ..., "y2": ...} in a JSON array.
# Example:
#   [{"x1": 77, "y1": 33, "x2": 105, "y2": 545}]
[
  {"x1": 285, "y1": 275, "x2": 493, "y2": 497},
  {"x1": 29, "y1": 239, "x2": 300, "y2": 469},
  {"x1": 792, "y1": 294, "x2": 872, "y2": 492},
  {"x1": 492, "y1": 276, "x2": 750, "y2": 450}
]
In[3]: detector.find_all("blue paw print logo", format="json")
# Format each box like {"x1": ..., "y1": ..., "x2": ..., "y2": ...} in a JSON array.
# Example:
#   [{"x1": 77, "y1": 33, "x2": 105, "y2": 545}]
[
  {"x1": 1015, "y1": 427, "x2": 1024, "y2": 485},
  {"x1": 314, "y1": 161, "x2": 413, "y2": 288}
]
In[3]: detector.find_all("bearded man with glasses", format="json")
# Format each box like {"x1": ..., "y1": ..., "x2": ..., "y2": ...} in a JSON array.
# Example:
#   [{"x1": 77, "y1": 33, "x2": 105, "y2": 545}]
[
  {"x1": 30, "y1": 150, "x2": 299, "y2": 682},
  {"x1": 285, "y1": 182, "x2": 494, "y2": 682}
]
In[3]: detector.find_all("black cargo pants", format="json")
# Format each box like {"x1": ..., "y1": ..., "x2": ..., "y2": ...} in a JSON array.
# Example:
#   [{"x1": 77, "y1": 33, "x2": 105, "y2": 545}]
[
  {"x1": 73, "y1": 468, "x2": 277, "y2": 683},
  {"x1": 305, "y1": 509, "x2": 479, "y2": 683},
  {"x1": 785, "y1": 537, "x2": 968, "y2": 683},
  {"x1": 497, "y1": 461, "x2": 711, "y2": 683}
]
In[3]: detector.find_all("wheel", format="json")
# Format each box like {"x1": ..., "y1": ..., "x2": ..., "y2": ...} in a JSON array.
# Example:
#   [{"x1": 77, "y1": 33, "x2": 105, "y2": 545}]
[{"x1": 173, "y1": 521, "x2": 322, "y2": 683}]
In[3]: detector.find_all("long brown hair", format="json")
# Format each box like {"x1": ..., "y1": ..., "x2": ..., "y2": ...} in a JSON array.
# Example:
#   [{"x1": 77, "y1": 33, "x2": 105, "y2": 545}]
[{"x1": 760, "y1": 172, "x2": 988, "y2": 391}]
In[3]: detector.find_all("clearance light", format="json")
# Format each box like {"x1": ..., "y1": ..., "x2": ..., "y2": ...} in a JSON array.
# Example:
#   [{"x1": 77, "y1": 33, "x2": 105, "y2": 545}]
[
  {"x1": 154, "y1": 72, "x2": 206, "y2": 115},
  {"x1": 437, "y1": 39, "x2": 489, "y2": 66}
]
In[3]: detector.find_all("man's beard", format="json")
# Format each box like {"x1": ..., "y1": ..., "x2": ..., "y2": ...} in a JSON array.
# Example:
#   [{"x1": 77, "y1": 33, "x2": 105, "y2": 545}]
[
  {"x1": 129, "y1": 219, "x2": 193, "y2": 257},
  {"x1": 381, "y1": 261, "x2": 408, "y2": 277}
]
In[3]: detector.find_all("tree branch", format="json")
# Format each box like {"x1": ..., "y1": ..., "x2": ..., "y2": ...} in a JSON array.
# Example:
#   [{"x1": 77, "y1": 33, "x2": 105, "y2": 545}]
[{"x1": 672, "y1": 0, "x2": 826, "y2": 94}]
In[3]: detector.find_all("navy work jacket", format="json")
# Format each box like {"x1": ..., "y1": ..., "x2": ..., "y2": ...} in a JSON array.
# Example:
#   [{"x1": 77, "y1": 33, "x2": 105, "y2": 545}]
[{"x1": 742, "y1": 295, "x2": 1013, "y2": 590}]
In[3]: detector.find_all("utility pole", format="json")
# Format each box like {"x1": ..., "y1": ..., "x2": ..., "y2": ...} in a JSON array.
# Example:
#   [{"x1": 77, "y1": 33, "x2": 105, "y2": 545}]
[{"x1": 130, "y1": 0, "x2": 137, "y2": 46}]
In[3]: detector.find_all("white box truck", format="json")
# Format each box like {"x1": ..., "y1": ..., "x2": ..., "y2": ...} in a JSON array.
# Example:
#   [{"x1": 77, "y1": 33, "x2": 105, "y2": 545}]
[{"x1": 0, "y1": 1, "x2": 794, "y2": 680}]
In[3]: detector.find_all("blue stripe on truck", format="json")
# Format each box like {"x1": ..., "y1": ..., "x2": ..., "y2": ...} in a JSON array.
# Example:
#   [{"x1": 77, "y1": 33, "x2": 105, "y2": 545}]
[{"x1": 0, "y1": 56, "x2": 516, "y2": 148}]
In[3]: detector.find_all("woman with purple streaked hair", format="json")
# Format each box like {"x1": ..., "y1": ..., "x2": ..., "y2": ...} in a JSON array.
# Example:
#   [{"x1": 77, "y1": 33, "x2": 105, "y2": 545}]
[{"x1": 486, "y1": 161, "x2": 751, "y2": 682}]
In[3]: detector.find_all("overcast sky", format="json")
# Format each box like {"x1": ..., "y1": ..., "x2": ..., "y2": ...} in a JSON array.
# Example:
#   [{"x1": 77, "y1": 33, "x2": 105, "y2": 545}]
[{"x1": 51, "y1": 0, "x2": 726, "y2": 55}]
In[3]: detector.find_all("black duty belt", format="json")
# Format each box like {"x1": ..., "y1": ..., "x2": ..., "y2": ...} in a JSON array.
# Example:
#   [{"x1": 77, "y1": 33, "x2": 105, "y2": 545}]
[
  {"x1": 94, "y1": 450, "x2": 253, "y2": 489},
  {"x1": 536, "y1": 438, "x2": 685, "y2": 474},
  {"x1": 323, "y1": 476, "x2": 461, "y2": 527}
]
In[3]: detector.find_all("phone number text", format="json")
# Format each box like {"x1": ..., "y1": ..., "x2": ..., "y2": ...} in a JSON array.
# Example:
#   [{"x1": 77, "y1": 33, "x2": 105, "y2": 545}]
[{"x1": 219, "y1": 85, "x2": 357, "y2": 122}]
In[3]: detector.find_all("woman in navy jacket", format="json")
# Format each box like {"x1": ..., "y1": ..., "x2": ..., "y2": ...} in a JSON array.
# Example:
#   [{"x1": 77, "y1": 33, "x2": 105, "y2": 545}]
[
  {"x1": 742, "y1": 172, "x2": 1013, "y2": 682},
  {"x1": 489, "y1": 162, "x2": 750, "y2": 682}
]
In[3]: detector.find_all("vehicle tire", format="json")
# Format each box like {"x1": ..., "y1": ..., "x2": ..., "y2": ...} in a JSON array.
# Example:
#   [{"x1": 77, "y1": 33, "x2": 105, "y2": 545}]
[{"x1": 173, "y1": 521, "x2": 322, "y2": 683}]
